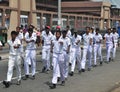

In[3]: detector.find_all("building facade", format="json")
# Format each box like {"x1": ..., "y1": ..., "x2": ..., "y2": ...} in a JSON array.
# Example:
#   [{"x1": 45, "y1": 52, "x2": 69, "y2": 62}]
[{"x1": 0, "y1": 0, "x2": 119, "y2": 37}]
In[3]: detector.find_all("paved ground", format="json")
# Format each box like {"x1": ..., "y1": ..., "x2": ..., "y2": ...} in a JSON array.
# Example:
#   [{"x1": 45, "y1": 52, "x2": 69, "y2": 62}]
[{"x1": 0, "y1": 47, "x2": 120, "y2": 92}]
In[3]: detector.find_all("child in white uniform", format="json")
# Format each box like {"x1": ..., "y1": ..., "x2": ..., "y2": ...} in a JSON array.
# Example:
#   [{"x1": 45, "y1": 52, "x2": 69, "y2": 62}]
[
  {"x1": 112, "y1": 28, "x2": 119, "y2": 60},
  {"x1": 81, "y1": 27, "x2": 93, "y2": 72},
  {"x1": 69, "y1": 30, "x2": 82, "y2": 76},
  {"x1": 93, "y1": 28, "x2": 103, "y2": 66},
  {"x1": 49, "y1": 30, "x2": 64, "y2": 89},
  {"x1": 23, "y1": 28, "x2": 37, "y2": 80},
  {"x1": 104, "y1": 28, "x2": 114, "y2": 63},
  {"x1": 3, "y1": 31, "x2": 21, "y2": 88},
  {"x1": 41, "y1": 26, "x2": 53, "y2": 73}
]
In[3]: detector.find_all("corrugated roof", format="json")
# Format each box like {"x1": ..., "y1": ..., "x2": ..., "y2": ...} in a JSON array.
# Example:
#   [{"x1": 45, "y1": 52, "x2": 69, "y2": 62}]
[{"x1": 109, "y1": 0, "x2": 120, "y2": 9}]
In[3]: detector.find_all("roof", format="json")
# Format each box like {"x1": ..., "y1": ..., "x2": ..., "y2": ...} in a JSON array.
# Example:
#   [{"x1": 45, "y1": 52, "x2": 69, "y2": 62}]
[{"x1": 109, "y1": 0, "x2": 120, "y2": 9}]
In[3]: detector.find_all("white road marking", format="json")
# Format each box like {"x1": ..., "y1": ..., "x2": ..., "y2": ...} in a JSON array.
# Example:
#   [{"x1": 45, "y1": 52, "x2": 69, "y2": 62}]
[{"x1": 0, "y1": 71, "x2": 39, "y2": 84}]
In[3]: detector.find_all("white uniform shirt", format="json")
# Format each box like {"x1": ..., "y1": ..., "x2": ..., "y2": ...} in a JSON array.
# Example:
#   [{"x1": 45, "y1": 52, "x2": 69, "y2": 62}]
[
  {"x1": 52, "y1": 37, "x2": 63, "y2": 54},
  {"x1": 66, "y1": 30, "x2": 71, "y2": 39},
  {"x1": 62, "y1": 36, "x2": 71, "y2": 51},
  {"x1": 83, "y1": 33, "x2": 93, "y2": 47},
  {"x1": 104, "y1": 33, "x2": 113, "y2": 44},
  {"x1": 42, "y1": 32, "x2": 53, "y2": 46},
  {"x1": 7, "y1": 38, "x2": 21, "y2": 56},
  {"x1": 25, "y1": 32, "x2": 37, "y2": 50},
  {"x1": 93, "y1": 33, "x2": 102, "y2": 44},
  {"x1": 16, "y1": 32, "x2": 24, "y2": 42},
  {"x1": 71, "y1": 35, "x2": 81, "y2": 48},
  {"x1": 0, "y1": 41, "x2": 2, "y2": 46},
  {"x1": 112, "y1": 32, "x2": 119, "y2": 43}
]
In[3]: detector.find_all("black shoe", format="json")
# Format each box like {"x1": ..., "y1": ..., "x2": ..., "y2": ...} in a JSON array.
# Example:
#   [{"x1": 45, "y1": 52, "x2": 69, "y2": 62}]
[
  {"x1": 49, "y1": 84, "x2": 56, "y2": 89},
  {"x1": 31, "y1": 75, "x2": 35, "y2": 80},
  {"x1": 81, "y1": 69, "x2": 85, "y2": 72},
  {"x1": 42, "y1": 67, "x2": 46, "y2": 73},
  {"x1": 78, "y1": 70, "x2": 82, "y2": 74},
  {"x1": 93, "y1": 65, "x2": 97, "y2": 67},
  {"x1": 46, "y1": 69, "x2": 50, "y2": 74},
  {"x1": 57, "y1": 77, "x2": 60, "y2": 82},
  {"x1": 109, "y1": 58, "x2": 111, "y2": 62},
  {"x1": 22, "y1": 75, "x2": 29, "y2": 80},
  {"x1": 16, "y1": 80, "x2": 21, "y2": 85},
  {"x1": 69, "y1": 63, "x2": 72, "y2": 66},
  {"x1": 100, "y1": 62, "x2": 103, "y2": 66},
  {"x1": 69, "y1": 72, "x2": 74, "y2": 76},
  {"x1": 3, "y1": 81, "x2": 10, "y2": 88},
  {"x1": 88, "y1": 68, "x2": 91, "y2": 71},
  {"x1": 61, "y1": 81, "x2": 65, "y2": 86}
]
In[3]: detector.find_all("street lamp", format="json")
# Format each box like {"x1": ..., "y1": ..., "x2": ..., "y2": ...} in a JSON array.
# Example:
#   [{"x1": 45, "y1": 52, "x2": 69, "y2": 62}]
[{"x1": 58, "y1": 0, "x2": 61, "y2": 26}]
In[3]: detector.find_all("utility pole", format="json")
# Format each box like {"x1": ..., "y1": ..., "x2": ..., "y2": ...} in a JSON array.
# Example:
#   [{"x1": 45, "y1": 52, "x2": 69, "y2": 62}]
[{"x1": 58, "y1": 0, "x2": 61, "y2": 26}]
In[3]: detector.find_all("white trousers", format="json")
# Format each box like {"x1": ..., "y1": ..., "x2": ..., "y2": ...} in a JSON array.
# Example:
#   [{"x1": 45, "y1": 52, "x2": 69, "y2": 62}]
[
  {"x1": 52, "y1": 53, "x2": 64, "y2": 84},
  {"x1": 112, "y1": 43, "x2": 117, "y2": 59},
  {"x1": 63, "y1": 51, "x2": 69, "y2": 78},
  {"x1": 7, "y1": 55, "x2": 21, "y2": 82},
  {"x1": 81, "y1": 46, "x2": 92, "y2": 69},
  {"x1": 71, "y1": 48, "x2": 81, "y2": 72},
  {"x1": 69, "y1": 46, "x2": 73, "y2": 64},
  {"x1": 106, "y1": 43, "x2": 113, "y2": 62},
  {"x1": 42, "y1": 46, "x2": 51, "y2": 70},
  {"x1": 93, "y1": 44, "x2": 103, "y2": 65},
  {"x1": 24, "y1": 50, "x2": 36, "y2": 76}
]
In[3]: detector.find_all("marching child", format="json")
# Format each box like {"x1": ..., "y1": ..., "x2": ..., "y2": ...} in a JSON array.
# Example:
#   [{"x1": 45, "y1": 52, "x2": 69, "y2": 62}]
[{"x1": 3, "y1": 31, "x2": 21, "y2": 88}]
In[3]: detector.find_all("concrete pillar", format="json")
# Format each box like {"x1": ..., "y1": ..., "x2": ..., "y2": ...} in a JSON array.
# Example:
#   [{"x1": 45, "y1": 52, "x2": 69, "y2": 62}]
[
  {"x1": 2, "y1": 9, "x2": 6, "y2": 27},
  {"x1": 74, "y1": 16, "x2": 77, "y2": 29},
  {"x1": 67, "y1": 15, "x2": 70, "y2": 26},
  {"x1": 40, "y1": 13, "x2": 43, "y2": 30},
  {"x1": 50, "y1": 14, "x2": 53, "y2": 27},
  {"x1": 8, "y1": 11, "x2": 18, "y2": 39},
  {"x1": 17, "y1": 0, "x2": 20, "y2": 26},
  {"x1": 32, "y1": 13, "x2": 37, "y2": 27}
]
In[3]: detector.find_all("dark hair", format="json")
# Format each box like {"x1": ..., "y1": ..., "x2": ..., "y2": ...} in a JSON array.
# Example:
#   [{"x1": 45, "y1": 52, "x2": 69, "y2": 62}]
[
  {"x1": 62, "y1": 30, "x2": 67, "y2": 34},
  {"x1": 96, "y1": 28, "x2": 100, "y2": 31},
  {"x1": 86, "y1": 26, "x2": 90, "y2": 30},
  {"x1": 28, "y1": 28, "x2": 33, "y2": 32},
  {"x1": 11, "y1": 31, "x2": 17, "y2": 35},
  {"x1": 66, "y1": 25, "x2": 70, "y2": 29},
  {"x1": 112, "y1": 28, "x2": 116, "y2": 31},
  {"x1": 56, "y1": 30, "x2": 61, "y2": 35}
]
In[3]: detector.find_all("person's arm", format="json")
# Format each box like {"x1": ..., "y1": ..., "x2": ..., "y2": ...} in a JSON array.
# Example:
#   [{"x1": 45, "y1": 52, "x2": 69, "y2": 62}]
[
  {"x1": 14, "y1": 39, "x2": 21, "y2": 49},
  {"x1": 67, "y1": 38, "x2": 71, "y2": 54}
]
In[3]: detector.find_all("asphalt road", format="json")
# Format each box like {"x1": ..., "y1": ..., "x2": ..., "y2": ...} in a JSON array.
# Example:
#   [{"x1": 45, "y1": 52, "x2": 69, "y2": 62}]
[{"x1": 0, "y1": 48, "x2": 120, "y2": 92}]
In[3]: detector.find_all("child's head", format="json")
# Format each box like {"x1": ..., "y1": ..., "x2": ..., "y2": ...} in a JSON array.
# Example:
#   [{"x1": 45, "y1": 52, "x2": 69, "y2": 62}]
[
  {"x1": 11, "y1": 31, "x2": 17, "y2": 40},
  {"x1": 86, "y1": 27, "x2": 90, "y2": 34},
  {"x1": 62, "y1": 30, "x2": 67, "y2": 38},
  {"x1": 56, "y1": 30, "x2": 61, "y2": 39}
]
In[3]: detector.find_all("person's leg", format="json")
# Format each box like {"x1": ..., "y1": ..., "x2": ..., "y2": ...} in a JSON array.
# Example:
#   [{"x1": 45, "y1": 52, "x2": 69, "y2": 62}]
[
  {"x1": 42, "y1": 48, "x2": 47, "y2": 72},
  {"x1": 112, "y1": 43, "x2": 117, "y2": 60},
  {"x1": 71, "y1": 48, "x2": 76, "y2": 73},
  {"x1": 58, "y1": 53, "x2": 65, "y2": 85},
  {"x1": 98, "y1": 44, "x2": 103, "y2": 64},
  {"x1": 81, "y1": 48, "x2": 87, "y2": 72},
  {"x1": 107, "y1": 44, "x2": 112, "y2": 62},
  {"x1": 64, "y1": 52, "x2": 69, "y2": 79},
  {"x1": 94, "y1": 45, "x2": 97, "y2": 66},
  {"x1": 7, "y1": 56, "x2": 15, "y2": 82},
  {"x1": 46, "y1": 49, "x2": 51, "y2": 71},
  {"x1": 15, "y1": 56, "x2": 21, "y2": 84},
  {"x1": 51, "y1": 54, "x2": 58, "y2": 84},
  {"x1": 31, "y1": 50, "x2": 36, "y2": 78},
  {"x1": 3, "y1": 56, "x2": 15, "y2": 88},
  {"x1": 23, "y1": 50, "x2": 30, "y2": 80},
  {"x1": 76, "y1": 49, "x2": 81, "y2": 72},
  {"x1": 88, "y1": 46, "x2": 92, "y2": 70}
]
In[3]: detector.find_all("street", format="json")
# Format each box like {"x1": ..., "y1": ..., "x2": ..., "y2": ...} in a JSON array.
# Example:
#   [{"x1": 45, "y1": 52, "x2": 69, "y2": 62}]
[{"x1": 0, "y1": 47, "x2": 120, "y2": 92}]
